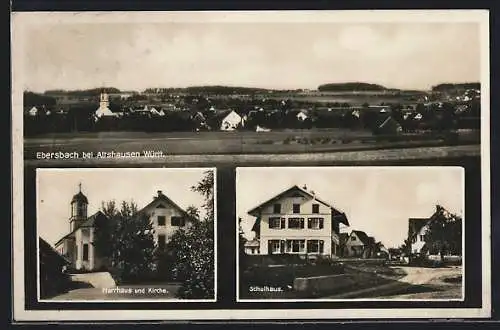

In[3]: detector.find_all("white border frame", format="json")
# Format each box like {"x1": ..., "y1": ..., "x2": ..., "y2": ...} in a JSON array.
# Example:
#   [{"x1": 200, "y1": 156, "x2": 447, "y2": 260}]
[
  {"x1": 11, "y1": 9, "x2": 491, "y2": 321},
  {"x1": 35, "y1": 167, "x2": 217, "y2": 304},
  {"x1": 235, "y1": 166, "x2": 466, "y2": 303}
]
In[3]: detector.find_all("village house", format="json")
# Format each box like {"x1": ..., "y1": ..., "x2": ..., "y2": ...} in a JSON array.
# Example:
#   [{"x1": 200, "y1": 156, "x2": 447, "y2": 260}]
[
  {"x1": 28, "y1": 106, "x2": 39, "y2": 116},
  {"x1": 374, "y1": 114, "x2": 403, "y2": 135},
  {"x1": 39, "y1": 237, "x2": 71, "y2": 298},
  {"x1": 54, "y1": 184, "x2": 192, "y2": 271},
  {"x1": 210, "y1": 110, "x2": 244, "y2": 131},
  {"x1": 190, "y1": 111, "x2": 208, "y2": 130},
  {"x1": 244, "y1": 239, "x2": 260, "y2": 255},
  {"x1": 408, "y1": 217, "x2": 430, "y2": 255},
  {"x1": 296, "y1": 110, "x2": 309, "y2": 121},
  {"x1": 344, "y1": 230, "x2": 376, "y2": 258},
  {"x1": 247, "y1": 185, "x2": 349, "y2": 258},
  {"x1": 407, "y1": 205, "x2": 460, "y2": 256}
]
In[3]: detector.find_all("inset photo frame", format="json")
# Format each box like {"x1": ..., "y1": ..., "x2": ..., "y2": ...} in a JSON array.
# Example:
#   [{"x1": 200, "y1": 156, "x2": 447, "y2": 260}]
[
  {"x1": 36, "y1": 167, "x2": 217, "y2": 303},
  {"x1": 236, "y1": 166, "x2": 465, "y2": 302}
]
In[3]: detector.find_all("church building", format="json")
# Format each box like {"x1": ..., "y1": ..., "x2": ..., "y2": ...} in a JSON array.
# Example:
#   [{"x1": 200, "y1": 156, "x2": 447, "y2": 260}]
[
  {"x1": 54, "y1": 184, "x2": 191, "y2": 271},
  {"x1": 94, "y1": 90, "x2": 117, "y2": 118}
]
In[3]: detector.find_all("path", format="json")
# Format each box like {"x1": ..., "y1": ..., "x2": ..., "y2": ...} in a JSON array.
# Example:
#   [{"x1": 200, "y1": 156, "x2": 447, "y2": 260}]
[{"x1": 327, "y1": 266, "x2": 462, "y2": 299}]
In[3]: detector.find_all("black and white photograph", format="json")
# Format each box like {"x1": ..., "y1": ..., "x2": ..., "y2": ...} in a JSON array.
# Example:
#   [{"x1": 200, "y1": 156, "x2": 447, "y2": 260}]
[
  {"x1": 13, "y1": 11, "x2": 485, "y2": 166},
  {"x1": 36, "y1": 168, "x2": 216, "y2": 302},
  {"x1": 237, "y1": 167, "x2": 464, "y2": 301},
  {"x1": 11, "y1": 10, "x2": 491, "y2": 321}
]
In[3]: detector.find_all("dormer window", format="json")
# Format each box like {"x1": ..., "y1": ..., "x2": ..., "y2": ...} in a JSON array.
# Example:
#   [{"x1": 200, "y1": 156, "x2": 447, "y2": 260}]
[
  {"x1": 273, "y1": 204, "x2": 281, "y2": 214},
  {"x1": 312, "y1": 204, "x2": 319, "y2": 214},
  {"x1": 293, "y1": 204, "x2": 300, "y2": 214}
]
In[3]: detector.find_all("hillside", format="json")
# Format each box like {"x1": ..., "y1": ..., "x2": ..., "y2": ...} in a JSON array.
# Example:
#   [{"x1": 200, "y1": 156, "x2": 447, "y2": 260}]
[
  {"x1": 143, "y1": 86, "x2": 280, "y2": 95},
  {"x1": 431, "y1": 83, "x2": 480, "y2": 92},
  {"x1": 317, "y1": 83, "x2": 391, "y2": 92},
  {"x1": 24, "y1": 92, "x2": 57, "y2": 107},
  {"x1": 44, "y1": 87, "x2": 122, "y2": 96}
]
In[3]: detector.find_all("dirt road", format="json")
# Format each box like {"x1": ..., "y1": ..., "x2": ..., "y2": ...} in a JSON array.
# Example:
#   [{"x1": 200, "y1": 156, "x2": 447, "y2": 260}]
[{"x1": 327, "y1": 266, "x2": 462, "y2": 299}]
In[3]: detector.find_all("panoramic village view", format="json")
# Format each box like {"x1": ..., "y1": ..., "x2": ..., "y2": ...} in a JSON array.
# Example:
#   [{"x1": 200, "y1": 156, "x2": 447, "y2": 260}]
[
  {"x1": 38, "y1": 169, "x2": 215, "y2": 301},
  {"x1": 22, "y1": 21, "x2": 481, "y2": 162},
  {"x1": 237, "y1": 168, "x2": 463, "y2": 300},
  {"x1": 24, "y1": 82, "x2": 480, "y2": 160}
]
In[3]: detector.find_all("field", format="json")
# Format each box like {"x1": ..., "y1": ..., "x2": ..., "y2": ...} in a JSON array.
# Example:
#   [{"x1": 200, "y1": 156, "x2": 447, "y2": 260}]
[
  {"x1": 264, "y1": 90, "x2": 425, "y2": 105},
  {"x1": 24, "y1": 129, "x2": 480, "y2": 163}
]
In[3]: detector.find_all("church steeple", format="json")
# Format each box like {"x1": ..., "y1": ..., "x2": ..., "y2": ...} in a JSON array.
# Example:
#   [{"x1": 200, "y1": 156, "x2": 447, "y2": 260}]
[
  {"x1": 99, "y1": 89, "x2": 109, "y2": 109},
  {"x1": 95, "y1": 88, "x2": 114, "y2": 118},
  {"x1": 70, "y1": 183, "x2": 88, "y2": 231}
]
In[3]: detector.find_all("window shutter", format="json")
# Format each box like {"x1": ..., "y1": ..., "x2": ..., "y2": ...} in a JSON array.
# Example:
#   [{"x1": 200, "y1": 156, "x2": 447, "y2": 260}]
[
  {"x1": 281, "y1": 218, "x2": 286, "y2": 229},
  {"x1": 320, "y1": 240, "x2": 324, "y2": 253},
  {"x1": 268, "y1": 241, "x2": 273, "y2": 254},
  {"x1": 319, "y1": 218, "x2": 324, "y2": 229},
  {"x1": 307, "y1": 240, "x2": 311, "y2": 253},
  {"x1": 280, "y1": 240, "x2": 285, "y2": 253},
  {"x1": 300, "y1": 218, "x2": 305, "y2": 229},
  {"x1": 307, "y1": 218, "x2": 312, "y2": 228},
  {"x1": 268, "y1": 220, "x2": 272, "y2": 229}
]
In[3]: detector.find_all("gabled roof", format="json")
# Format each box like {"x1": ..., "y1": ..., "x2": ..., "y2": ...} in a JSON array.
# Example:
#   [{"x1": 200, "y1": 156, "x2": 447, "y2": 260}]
[
  {"x1": 138, "y1": 191, "x2": 189, "y2": 218},
  {"x1": 244, "y1": 239, "x2": 260, "y2": 247},
  {"x1": 79, "y1": 211, "x2": 106, "y2": 228},
  {"x1": 339, "y1": 233, "x2": 349, "y2": 244},
  {"x1": 351, "y1": 230, "x2": 372, "y2": 246},
  {"x1": 39, "y1": 237, "x2": 71, "y2": 265},
  {"x1": 378, "y1": 115, "x2": 402, "y2": 130},
  {"x1": 407, "y1": 205, "x2": 457, "y2": 241},
  {"x1": 54, "y1": 211, "x2": 107, "y2": 247},
  {"x1": 408, "y1": 218, "x2": 429, "y2": 238},
  {"x1": 247, "y1": 185, "x2": 348, "y2": 225}
]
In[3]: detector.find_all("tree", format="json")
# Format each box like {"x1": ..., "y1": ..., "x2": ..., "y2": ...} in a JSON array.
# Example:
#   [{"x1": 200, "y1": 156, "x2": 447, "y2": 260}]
[
  {"x1": 239, "y1": 217, "x2": 248, "y2": 268},
  {"x1": 185, "y1": 205, "x2": 201, "y2": 223},
  {"x1": 165, "y1": 171, "x2": 215, "y2": 299},
  {"x1": 423, "y1": 205, "x2": 462, "y2": 259},
  {"x1": 191, "y1": 170, "x2": 215, "y2": 221},
  {"x1": 93, "y1": 200, "x2": 156, "y2": 283},
  {"x1": 399, "y1": 238, "x2": 412, "y2": 256}
]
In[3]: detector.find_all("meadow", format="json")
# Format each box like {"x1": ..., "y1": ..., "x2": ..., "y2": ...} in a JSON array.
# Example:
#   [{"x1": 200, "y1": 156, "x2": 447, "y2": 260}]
[{"x1": 24, "y1": 128, "x2": 479, "y2": 160}]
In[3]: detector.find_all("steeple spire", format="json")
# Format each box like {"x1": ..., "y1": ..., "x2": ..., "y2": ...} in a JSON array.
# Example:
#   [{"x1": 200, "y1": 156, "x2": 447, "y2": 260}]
[{"x1": 78, "y1": 182, "x2": 82, "y2": 193}]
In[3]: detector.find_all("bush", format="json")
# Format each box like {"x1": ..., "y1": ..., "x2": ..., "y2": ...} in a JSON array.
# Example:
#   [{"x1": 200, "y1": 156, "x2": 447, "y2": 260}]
[
  {"x1": 167, "y1": 221, "x2": 215, "y2": 299},
  {"x1": 245, "y1": 254, "x2": 308, "y2": 267}
]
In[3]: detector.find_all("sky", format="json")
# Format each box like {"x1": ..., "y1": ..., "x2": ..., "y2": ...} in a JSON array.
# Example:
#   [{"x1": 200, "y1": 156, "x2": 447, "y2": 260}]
[
  {"x1": 20, "y1": 17, "x2": 481, "y2": 92},
  {"x1": 237, "y1": 167, "x2": 464, "y2": 248},
  {"x1": 37, "y1": 168, "x2": 212, "y2": 246}
]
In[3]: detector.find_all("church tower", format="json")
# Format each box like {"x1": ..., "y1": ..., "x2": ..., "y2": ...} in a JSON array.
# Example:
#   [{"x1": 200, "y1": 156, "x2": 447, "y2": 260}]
[
  {"x1": 95, "y1": 89, "x2": 115, "y2": 118},
  {"x1": 99, "y1": 90, "x2": 109, "y2": 109},
  {"x1": 70, "y1": 183, "x2": 88, "y2": 231}
]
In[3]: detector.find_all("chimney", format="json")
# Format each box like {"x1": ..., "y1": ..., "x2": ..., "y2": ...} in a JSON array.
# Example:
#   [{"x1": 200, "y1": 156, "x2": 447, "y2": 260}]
[
  {"x1": 302, "y1": 184, "x2": 307, "y2": 190},
  {"x1": 157, "y1": 190, "x2": 162, "y2": 196}
]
